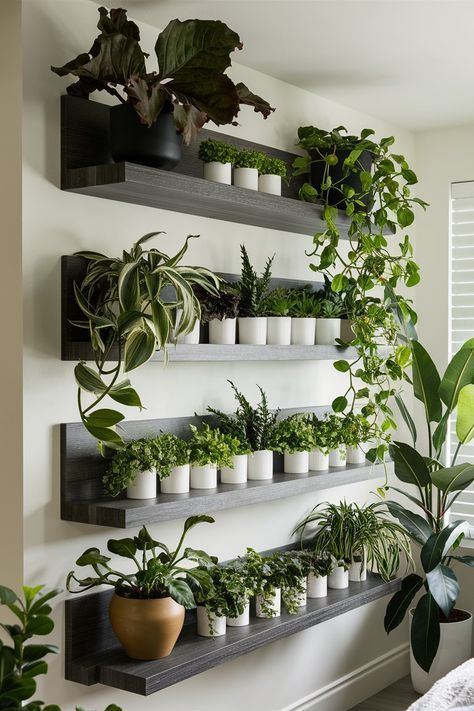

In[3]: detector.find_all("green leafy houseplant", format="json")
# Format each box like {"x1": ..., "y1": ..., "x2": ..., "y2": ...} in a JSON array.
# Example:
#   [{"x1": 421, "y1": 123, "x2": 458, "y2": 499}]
[
  {"x1": 72, "y1": 232, "x2": 219, "y2": 449},
  {"x1": 193, "y1": 281, "x2": 241, "y2": 322},
  {"x1": 309, "y1": 415, "x2": 334, "y2": 455},
  {"x1": 340, "y1": 412, "x2": 372, "y2": 448},
  {"x1": 384, "y1": 337, "x2": 474, "y2": 672},
  {"x1": 270, "y1": 551, "x2": 308, "y2": 614},
  {"x1": 236, "y1": 245, "x2": 274, "y2": 317},
  {"x1": 294, "y1": 501, "x2": 357, "y2": 571},
  {"x1": 154, "y1": 432, "x2": 190, "y2": 478},
  {"x1": 67, "y1": 516, "x2": 215, "y2": 607},
  {"x1": 51, "y1": 7, "x2": 274, "y2": 143},
  {"x1": 260, "y1": 156, "x2": 287, "y2": 178},
  {"x1": 102, "y1": 437, "x2": 156, "y2": 497},
  {"x1": 188, "y1": 424, "x2": 241, "y2": 467},
  {"x1": 271, "y1": 414, "x2": 315, "y2": 454},
  {"x1": 319, "y1": 298, "x2": 345, "y2": 319},
  {"x1": 261, "y1": 288, "x2": 291, "y2": 317},
  {"x1": 287, "y1": 288, "x2": 320, "y2": 318},
  {"x1": 0, "y1": 585, "x2": 121, "y2": 711},
  {"x1": 241, "y1": 549, "x2": 280, "y2": 618},
  {"x1": 234, "y1": 149, "x2": 265, "y2": 170},
  {"x1": 207, "y1": 381, "x2": 279, "y2": 451},
  {"x1": 198, "y1": 139, "x2": 237, "y2": 165}
]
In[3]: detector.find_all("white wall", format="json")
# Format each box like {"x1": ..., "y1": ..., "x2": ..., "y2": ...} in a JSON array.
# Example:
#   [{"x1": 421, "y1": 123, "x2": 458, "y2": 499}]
[{"x1": 22, "y1": 1, "x2": 415, "y2": 708}]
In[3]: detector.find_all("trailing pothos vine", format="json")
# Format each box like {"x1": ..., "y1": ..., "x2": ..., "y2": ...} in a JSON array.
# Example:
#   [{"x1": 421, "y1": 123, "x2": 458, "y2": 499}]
[{"x1": 293, "y1": 125, "x2": 428, "y2": 462}]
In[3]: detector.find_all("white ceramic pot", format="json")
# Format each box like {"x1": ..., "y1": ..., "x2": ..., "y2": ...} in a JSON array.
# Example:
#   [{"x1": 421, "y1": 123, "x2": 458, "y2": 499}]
[
  {"x1": 267, "y1": 316, "x2": 291, "y2": 345},
  {"x1": 177, "y1": 320, "x2": 200, "y2": 344},
  {"x1": 347, "y1": 445, "x2": 367, "y2": 465},
  {"x1": 190, "y1": 463, "x2": 217, "y2": 489},
  {"x1": 307, "y1": 573, "x2": 328, "y2": 599},
  {"x1": 220, "y1": 454, "x2": 248, "y2": 484},
  {"x1": 256, "y1": 588, "x2": 281, "y2": 618},
  {"x1": 234, "y1": 167, "x2": 258, "y2": 190},
  {"x1": 283, "y1": 451, "x2": 309, "y2": 474},
  {"x1": 247, "y1": 450, "x2": 273, "y2": 480},
  {"x1": 291, "y1": 317, "x2": 316, "y2": 345},
  {"x1": 258, "y1": 173, "x2": 281, "y2": 195},
  {"x1": 309, "y1": 449, "x2": 329, "y2": 471},
  {"x1": 409, "y1": 609, "x2": 473, "y2": 694},
  {"x1": 315, "y1": 318, "x2": 341, "y2": 346},
  {"x1": 349, "y1": 560, "x2": 367, "y2": 582},
  {"x1": 329, "y1": 446, "x2": 347, "y2": 468},
  {"x1": 160, "y1": 464, "x2": 190, "y2": 494},
  {"x1": 294, "y1": 578, "x2": 307, "y2": 607},
  {"x1": 203, "y1": 161, "x2": 232, "y2": 184},
  {"x1": 226, "y1": 601, "x2": 250, "y2": 628},
  {"x1": 209, "y1": 317, "x2": 236, "y2": 345},
  {"x1": 328, "y1": 565, "x2": 349, "y2": 589},
  {"x1": 238, "y1": 317, "x2": 267, "y2": 345},
  {"x1": 126, "y1": 469, "x2": 157, "y2": 500},
  {"x1": 196, "y1": 606, "x2": 226, "y2": 637}
]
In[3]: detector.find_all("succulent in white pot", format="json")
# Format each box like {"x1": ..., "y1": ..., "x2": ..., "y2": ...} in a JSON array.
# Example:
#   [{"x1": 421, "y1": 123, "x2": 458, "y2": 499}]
[
  {"x1": 198, "y1": 138, "x2": 237, "y2": 185},
  {"x1": 236, "y1": 245, "x2": 274, "y2": 345},
  {"x1": 315, "y1": 299, "x2": 345, "y2": 346},
  {"x1": 288, "y1": 288, "x2": 319, "y2": 345},
  {"x1": 102, "y1": 437, "x2": 158, "y2": 500},
  {"x1": 233, "y1": 148, "x2": 264, "y2": 190},
  {"x1": 261, "y1": 288, "x2": 292, "y2": 345},
  {"x1": 272, "y1": 414, "x2": 314, "y2": 474},
  {"x1": 258, "y1": 156, "x2": 287, "y2": 196}
]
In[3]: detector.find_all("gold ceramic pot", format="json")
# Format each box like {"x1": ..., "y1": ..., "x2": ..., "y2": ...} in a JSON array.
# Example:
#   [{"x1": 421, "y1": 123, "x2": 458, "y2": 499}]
[{"x1": 109, "y1": 594, "x2": 185, "y2": 660}]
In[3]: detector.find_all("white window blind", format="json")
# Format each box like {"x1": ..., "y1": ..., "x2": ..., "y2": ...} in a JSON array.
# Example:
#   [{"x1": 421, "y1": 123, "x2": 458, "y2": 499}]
[{"x1": 449, "y1": 181, "x2": 474, "y2": 534}]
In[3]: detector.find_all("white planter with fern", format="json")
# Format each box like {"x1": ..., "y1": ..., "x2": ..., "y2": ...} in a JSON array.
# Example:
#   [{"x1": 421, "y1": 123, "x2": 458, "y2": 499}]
[
  {"x1": 196, "y1": 606, "x2": 226, "y2": 637},
  {"x1": 126, "y1": 469, "x2": 157, "y2": 500},
  {"x1": 227, "y1": 601, "x2": 250, "y2": 627},
  {"x1": 220, "y1": 454, "x2": 248, "y2": 484},
  {"x1": 247, "y1": 450, "x2": 273, "y2": 480},
  {"x1": 256, "y1": 588, "x2": 281, "y2": 618},
  {"x1": 258, "y1": 173, "x2": 281, "y2": 195},
  {"x1": 283, "y1": 451, "x2": 309, "y2": 474},
  {"x1": 203, "y1": 161, "x2": 232, "y2": 184},
  {"x1": 328, "y1": 564, "x2": 349, "y2": 589},
  {"x1": 347, "y1": 445, "x2": 367, "y2": 464},
  {"x1": 160, "y1": 464, "x2": 190, "y2": 494},
  {"x1": 349, "y1": 559, "x2": 367, "y2": 582},
  {"x1": 329, "y1": 445, "x2": 347, "y2": 467},
  {"x1": 234, "y1": 167, "x2": 258, "y2": 190},
  {"x1": 309, "y1": 448, "x2": 329, "y2": 471},
  {"x1": 190, "y1": 463, "x2": 217, "y2": 489},
  {"x1": 209, "y1": 317, "x2": 236, "y2": 345},
  {"x1": 294, "y1": 578, "x2": 307, "y2": 607}
]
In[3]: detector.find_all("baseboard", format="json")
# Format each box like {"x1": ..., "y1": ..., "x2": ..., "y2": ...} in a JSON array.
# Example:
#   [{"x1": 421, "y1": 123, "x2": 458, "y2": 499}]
[{"x1": 282, "y1": 643, "x2": 410, "y2": 711}]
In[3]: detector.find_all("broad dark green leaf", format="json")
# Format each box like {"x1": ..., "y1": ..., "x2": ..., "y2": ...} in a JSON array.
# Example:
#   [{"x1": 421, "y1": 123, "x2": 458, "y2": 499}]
[
  {"x1": 389, "y1": 441, "x2": 430, "y2": 488},
  {"x1": 433, "y1": 411, "x2": 449, "y2": 456},
  {"x1": 109, "y1": 382, "x2": 143, "y2": 408},
  {"x1": 25, "y1": 616, "x2": 54, "y2": 636},
  {"x1": 431, "y1": 463, "x2": 474, "y2": 495},
  {"x1": 426, "y1": 564, "x2": 459, "y2": 618},
  {"x1": 124, "y1": 326, "x2": 156, "y2": 372},
  {"x1": 411, "y1": 593, "x2": 440, "y2": 673},
  {"x1": 411, "y1": 340, "x2": 442, "y2": 423},
  {"x1": 76, "y1": 547, "x2": 111, "y2": 567},
  {"x1": 22, "y1": 660, "x2": 48, "y2": 678},
  {"x1": 439, "y1": 339, "x2": 474, "y2": 412},
  {"x1": 394, "y1": 394, "x2": 417, "y2": 446},
  {"x1": 85, "y1": 409, "x2": 125, "y2": 428},
  {"x1": 332, "y1": 396, "x2": 348, "y2": 413},
  {"x1": 384, "y1": 573, "x2": 423, "y2": 633},
  {"x1": 397, "y1": 206, "x2": 415, "y2": 227},
  {"x1": 107, "y1": 537, "x2": 137, "y2": 560},
  {"x1": 183, "y1": 515, "x2": 215, "y2": 536},
  {"x1": 74, "y1": 363, "x2": 106, "y2": 394},
  {"x1": 0, "y1": 586, "x2": 17, "y2": 606},
  {"x1": 386, "y1": 501, "x2": 433, "y2": 545},
  {"x1": 84, "y1": 423, "x2": 123, "y2": 446},
  {"x1": 420, "y1": 521, "x2": 468, "y2": 572},
  {"x1": 333, "y1": 360, "x2": 350, "y2": 373},
  {"x1": 167, "y1": 578, "x2": 195, "y2": 609},
  {"x1": 22, "y1": 644, "x2": 59, "y2": 662}
]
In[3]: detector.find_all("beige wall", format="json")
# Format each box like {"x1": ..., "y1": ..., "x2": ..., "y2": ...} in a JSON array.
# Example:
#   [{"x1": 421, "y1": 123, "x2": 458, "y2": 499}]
[
  {"x1": 0, "y1": 0, "x2": 23, "y2": 590},
  {"x1": 20, "y1": 1, "x2": 417, "y2": 709}
]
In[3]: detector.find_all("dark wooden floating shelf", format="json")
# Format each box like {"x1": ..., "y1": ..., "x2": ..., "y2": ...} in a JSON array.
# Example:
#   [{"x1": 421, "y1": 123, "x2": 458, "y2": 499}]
[{"x1": 66, "y1": 575, "x2": 401, "y2": 695}]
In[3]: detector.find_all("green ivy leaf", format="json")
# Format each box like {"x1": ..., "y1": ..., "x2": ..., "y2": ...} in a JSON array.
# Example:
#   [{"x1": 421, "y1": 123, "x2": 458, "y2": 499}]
[
  {"x1": 332, "y1": 396, "x2": 348, "y2": 413},
  {"x1": 397, "y1": 206, "x2": 415, "y2": 227}
]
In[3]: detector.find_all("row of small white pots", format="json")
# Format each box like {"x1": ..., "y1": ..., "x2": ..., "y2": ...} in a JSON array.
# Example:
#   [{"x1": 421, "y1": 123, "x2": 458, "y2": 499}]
[
  {"x1": 197, "y1": 566, "x2": 367, "y2": 636},
  {"x1": 285, "y1": 444, "x2": 367, "y2": 474},
  {"x1": 178, "y1": 316, "x2": 343, "y2": 346},
  {"x1": 203, "y1": 162, "x2": 282, "y2": 195}
]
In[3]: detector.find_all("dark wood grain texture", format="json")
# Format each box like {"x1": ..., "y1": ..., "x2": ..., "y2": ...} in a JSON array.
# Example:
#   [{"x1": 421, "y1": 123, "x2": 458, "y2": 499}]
[
  {"x1": 60, "y1": 95, "x2": 353, "y2": 237},
  {"x1": 60, "y1": 410, "x2": 390, "y2": 528},
  {"x1": 65, "y1": 574, "x2": 401, "y2": 695}
]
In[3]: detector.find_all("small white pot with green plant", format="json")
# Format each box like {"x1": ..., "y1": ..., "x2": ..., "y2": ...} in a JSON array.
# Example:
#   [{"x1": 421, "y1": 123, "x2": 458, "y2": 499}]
[
  {"x1": 191, "y1": 564, "x2": 229, "y2": 637},
  {"x1": 272, "y1": 414, "x2": 314, "y2": 474},
  {"x1": 306, "y1": 553, "x2": 333, "y2": 599},
  {"x1": 308, "y1": 415, "x2": 332, "y2": 471},
  {"x1": 102, "y1": 438, "x2": 157, "y2": 500},
  {"x1": 188, "y1": 424, "x2": 239, "y2": 489},
  {"x1": 176, "y1": 310, "x2": 200, "y2": 344},
  {"x1": 154, "y1": 433, "x2": 190, "y2": 495},
  {"x1": 343, "y1": 412, "x2": 371, "y2": 464},
  {"x1": 315, "y1": 299, "x2": 345, "y2": 346},
  {"x1": 198, "y1": 138, "x2": 237, "y2": 184},
  {"x1": 258, "y1": 156, "x2": 287, "y2": 196},
  {"x1": 276, "y1": 551, "x2": 310, "y2": 609},
  {"x1": 243, "y1": 549, "x2": 281, "y2": 618},
  {"x1": 325, "y1": 414, "x2": 347, "y2": 467},
  {"x1": 261, "y1": 288, "x2": 292, "y2": 345},
  {"x1": 206, "y1": 394, "x2": 252, "y2": 484},
  {"x1": 288, "y1": 288, "x2": 318, "y2": 345},
  {"x1": 224, "y1": 558, "x2": 259, "y2": 627},
  {"x1": 194, "y1": 280, "x2": 240, "y2": 345},
  {"x1": 236, "y1": 245, "x2": 273, "y2": 345},
  {"x1": 233, "y1": 148, "x2": 264, "y2": 190}
]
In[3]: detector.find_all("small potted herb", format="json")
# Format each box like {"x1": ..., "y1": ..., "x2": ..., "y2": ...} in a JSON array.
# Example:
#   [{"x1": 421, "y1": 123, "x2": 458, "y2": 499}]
[
  {"x1": 315, "y1": 299, "x2": 346, "y2": 346},
  {"x1": 208, "y1": 381, "x2": 279, "y2": 480},
  {"x1": 305, "y1": 552, "x2": 333, "y2": 599},
  {"x1": 288, "y1": 288, "x2": 319, "y2": 345},
  {"x1": 258, "y1": 156, "x2": 288, "y2": 196},
  {"x1": 198, "y1": 138, "x2": 238, "y2": 184},
  {"x1": 155, "y1": 433, "x2": 191, "y2": 494},
  {"x1": 261, "y1": 288, "x2": 292, "y2": 345},
  {"x1": 194, "y1": 281, "x2": 240, "y2": 345},
  {"x1": 236, "y1": 245, "x2": 274, "y2": 344},
  {"x1": 343, "y1": 412, "x2": 371, "y2": 465},
  {"x1": 188, "y1": 424, "x2": 239, "y2": 489},
  {"x1": 233, "y1": 148, "x2": 265, "y2": 190},
  {"x1": 66, "y1": 517, "x2": 215, "y2": 659},
  {"x1": 102, "y1": 438, "x2": 157, "y2": 499},
  {"x1": 218, "y1": 429, "x2": 251, "y2": 485},
  {"x1": 308, "y1": 415, "x2": 333, "y2": 471},
  {"x1": 326, "y1": 414, "x2": 347, "y2": 468},
  {"x1": 271, "y1": 414, "x2": 315, "y2": 474}
]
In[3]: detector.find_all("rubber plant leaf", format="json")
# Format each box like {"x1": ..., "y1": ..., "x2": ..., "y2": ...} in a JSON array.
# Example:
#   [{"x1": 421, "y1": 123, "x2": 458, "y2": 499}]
[
  {"x1": 410, "y1": 593, "x2": 440, "y2": 672},
  {"x1": 384, "y1": 573, "x2": 423, "y2": 633},
  {"x1": 426, "y1": 564, "x2": 459, "y2": 619},
  {"x1": 420, "y1": 520, "x2": 469, "y2": 572}
]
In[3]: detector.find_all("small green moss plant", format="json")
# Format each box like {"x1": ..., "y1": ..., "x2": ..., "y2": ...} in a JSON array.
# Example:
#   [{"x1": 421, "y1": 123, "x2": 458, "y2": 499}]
[
  {"x1": 271, "y1": 414, "x2": 315, "y2": 454},
  {"x1": 102, "y1": 437, "x2": 156, "y2": 497},
  {"x1": 198, "y1": 138, "x2": 238, "y2": 165},
  {"x1": 260, "y1": 156, "x2": 287, "y2": 178},
  {"x1": 188, "y1": 424, "x2": 241, "y2": 467},
  {"x1": 234, "y1": 148, "x2": 265, "y2": 170}
]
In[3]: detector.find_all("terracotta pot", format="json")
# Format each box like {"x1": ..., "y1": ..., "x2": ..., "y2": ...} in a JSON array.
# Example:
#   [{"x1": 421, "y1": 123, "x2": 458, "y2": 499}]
[{"x1": 109, "y1": 593, "x2": 185, "y2": 660}]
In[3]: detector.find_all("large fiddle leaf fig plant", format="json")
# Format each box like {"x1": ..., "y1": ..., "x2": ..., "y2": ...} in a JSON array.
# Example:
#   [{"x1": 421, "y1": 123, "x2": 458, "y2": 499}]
[
  {"x1": 294, "y1": 126, "x2": 428, "y2": 457},
  {"x1": 72, "y1": 232, "x2": 219, "y2": 448},
  {"x1": 51, "y1": 6, "x2": 274, "y2": 143},
  {"x1": 384, "y1": 337, "x2": 474, "y2": 672}
]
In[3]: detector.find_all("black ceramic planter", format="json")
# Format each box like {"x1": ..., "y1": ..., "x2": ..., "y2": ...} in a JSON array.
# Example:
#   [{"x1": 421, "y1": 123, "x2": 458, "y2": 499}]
[
  {"x1": 309, "y1": 148, "x2": 373, "y2": 209},
  {"x1": 110, "y1": 102, "x2": 182, "y2": 170}
]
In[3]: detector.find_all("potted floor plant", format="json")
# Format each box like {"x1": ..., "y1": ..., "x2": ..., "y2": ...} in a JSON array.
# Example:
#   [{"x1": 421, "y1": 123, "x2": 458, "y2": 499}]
[
  {"x1": 272, "y1": 414, "x2": 315, "y2": 474},
  {"x1": 208, "y1": 381, "x2": 279, "y2": 480},
  {"x1": 288, "y1": 289, "x2": 319, "y2": 345},
  {"x1": 155, "y1": 432, "x2": 191, "y2": 494},
  {"x1": 258, "y1": 156, "x2": 288, "y2": 196},
  {"x1": 233, "y1": 149, "x2": 265, "y2": 190},
  {"x1": 308, "y1": 414, "x2": 333, "y2": 471},
  {"x1": 384, "y1": 337, "x2": 474, "y2": 693},
  {"x1": 194, "y1": 280, "x2": 240, "y2": 345},
  {"x1": 188, "y1": 424, "x2": 239, "y2": 489},
  {"x1": 236, "y1": 245, "x2": 274, "y2": 344},
  {"x1": 102, "y1": 437, "x2": 157, "y2": 499},
  {"x1": 52, "y1": 8, "x2": 274, "y2": 168},
  {"x1": 66, "y1": 517, "x2": 215, "y2": 660},
  {"x1": 198, "y1": 138, "x2": 237, "y2": 185},
  {"x1": 261, "y1": 288, "x2": 292, "y2": 345}
]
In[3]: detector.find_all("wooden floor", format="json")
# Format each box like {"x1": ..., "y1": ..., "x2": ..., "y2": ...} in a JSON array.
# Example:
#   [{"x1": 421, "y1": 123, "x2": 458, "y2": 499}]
[{"x1": 350, "y1": 676, "x2": 420, "y2": 711}]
